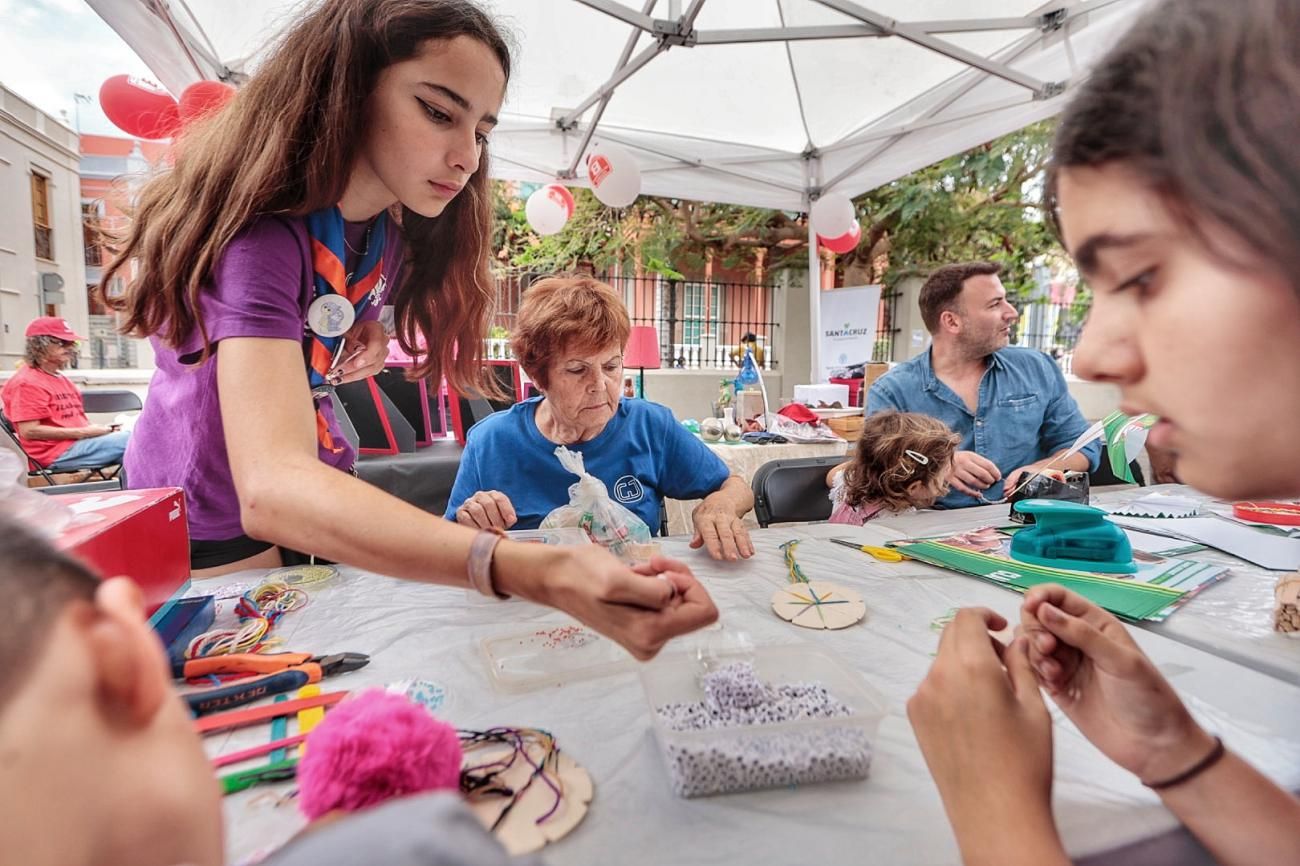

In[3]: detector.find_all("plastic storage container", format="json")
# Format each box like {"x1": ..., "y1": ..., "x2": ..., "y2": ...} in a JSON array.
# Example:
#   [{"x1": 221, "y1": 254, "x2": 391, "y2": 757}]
[{"x1": 640, "y1": 645, "x2": 888, "y2": 797}]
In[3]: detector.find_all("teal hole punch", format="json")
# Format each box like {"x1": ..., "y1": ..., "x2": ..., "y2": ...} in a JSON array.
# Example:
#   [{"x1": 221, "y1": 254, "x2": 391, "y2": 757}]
[{"x1": 1009, "y1": 500, "x2": 1137, "y2": 574}]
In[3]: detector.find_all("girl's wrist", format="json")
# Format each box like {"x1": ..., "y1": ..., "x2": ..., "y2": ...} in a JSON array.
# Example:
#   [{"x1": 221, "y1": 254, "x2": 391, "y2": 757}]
[{"x1": 490, "y1": 540, "x2": 563, "y2": 605}]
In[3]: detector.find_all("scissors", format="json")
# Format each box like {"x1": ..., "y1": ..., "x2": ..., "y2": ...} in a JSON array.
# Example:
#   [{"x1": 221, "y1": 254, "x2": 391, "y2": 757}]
[{"x1": 828, "y1": 537, "x2": 905, "y2": 562}]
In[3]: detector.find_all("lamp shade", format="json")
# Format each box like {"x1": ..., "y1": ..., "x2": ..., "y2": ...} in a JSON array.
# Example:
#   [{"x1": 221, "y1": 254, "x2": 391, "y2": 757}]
[{"x1": 624, "y1": 325, "x2": 661, "y2": 369}]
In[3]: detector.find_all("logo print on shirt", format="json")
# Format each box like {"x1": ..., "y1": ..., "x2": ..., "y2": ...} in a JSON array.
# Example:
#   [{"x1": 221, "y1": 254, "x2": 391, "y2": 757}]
[{"x1": 613, "y1": 475, "x2": 644, "y2": 504}]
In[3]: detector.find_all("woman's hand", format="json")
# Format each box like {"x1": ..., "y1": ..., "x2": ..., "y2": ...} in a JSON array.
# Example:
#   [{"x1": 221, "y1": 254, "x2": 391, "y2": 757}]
[
  {"x1": 1020, "y1": 584, "x2": 1214, "y2": 784},
  {"x1": 331, "y1": 320, "x2": 389, "y2": 384},
  {"x1": 690, "y1": 504, "x2": 754, "y2": 561},
  {"x1": 455, "y1": 490, "x2": 518, "y2": 530},
  {"x1": 497, "y1": 546, "x2": 718, "y2": 661},
  {"x1": 908, "y1": 608, "x2": 1066, "y2": 866},
  {"x1": 689, "y1": 475, "x2": 755, "y2": 561}
]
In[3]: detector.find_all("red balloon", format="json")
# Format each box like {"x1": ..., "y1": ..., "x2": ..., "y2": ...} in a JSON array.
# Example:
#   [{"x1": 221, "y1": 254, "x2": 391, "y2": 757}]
[
  {"x1": 818, "y1": 221, "x2": 861, "y2": 254},
  {"x1": 99, "y1": 75, "x2": 180, "y2": 139},
  {"x1": 179, "y1": 81, "x2": 237, "y2": 124}
]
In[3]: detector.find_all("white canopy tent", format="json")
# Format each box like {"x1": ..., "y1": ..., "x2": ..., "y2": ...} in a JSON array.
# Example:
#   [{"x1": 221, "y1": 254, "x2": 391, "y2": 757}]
[{"x1": 85, "y1": 0, "x2": 1150, "y2": 379}]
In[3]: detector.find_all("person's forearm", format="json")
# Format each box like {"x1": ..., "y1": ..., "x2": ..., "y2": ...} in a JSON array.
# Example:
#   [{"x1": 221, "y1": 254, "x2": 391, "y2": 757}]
[
  {"x1": 1158, "y1": 750, "x2": 1300, "y2": 866},
  {"x1": 1045, "y1": 448, "x2": 1092, "y2": 474},
  {"x1": 701, "y1": 475, "x2": 753, "y2": 518},
  {"x1": 951, "y1": 801, "x2": 1069, "y2": 866},
  {"x1": 235, "y1": 452, "x2": 553, "y2": 602},
  {"x1": 21, "y1": 424, "x2": 97, "y2": 441}
]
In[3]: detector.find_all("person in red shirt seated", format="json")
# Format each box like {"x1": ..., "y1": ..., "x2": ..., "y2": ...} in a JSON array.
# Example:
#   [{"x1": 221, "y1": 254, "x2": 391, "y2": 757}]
[{"x1": 1, "y1": 317, "x2": 129, "y2": 472}]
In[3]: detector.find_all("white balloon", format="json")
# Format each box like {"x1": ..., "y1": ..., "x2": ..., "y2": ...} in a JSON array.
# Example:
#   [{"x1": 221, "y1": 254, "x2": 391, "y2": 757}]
[
  {"x1": 811, "y1": 192, "x2": 855, "y2": 238},
  {"x1": 586, "y1": 141, "x2": 642, "y2": 208},
  {"x1": 525, "y1": 184, "x2": 573, "y2": 236}
]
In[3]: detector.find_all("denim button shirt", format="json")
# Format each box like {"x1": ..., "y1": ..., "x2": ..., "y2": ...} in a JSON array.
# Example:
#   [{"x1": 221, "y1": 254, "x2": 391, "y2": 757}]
[{"x1": 866, "y1": 346, "x2": 1101, "y2": 508}]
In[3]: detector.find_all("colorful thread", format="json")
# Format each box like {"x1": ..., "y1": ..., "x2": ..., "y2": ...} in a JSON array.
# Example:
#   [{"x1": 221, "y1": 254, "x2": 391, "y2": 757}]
[{"x1": 185, "y1": 579, "x2": 308, "y2": 659}]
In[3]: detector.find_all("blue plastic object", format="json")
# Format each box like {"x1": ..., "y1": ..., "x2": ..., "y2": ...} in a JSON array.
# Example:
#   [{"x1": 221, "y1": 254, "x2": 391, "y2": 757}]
[
  {"x1": 153, "y1": 595, "x2": 216, "y2": 667},
  {"x1": 1009, "y1": 500, "x2": 1137, "y2": 574}
]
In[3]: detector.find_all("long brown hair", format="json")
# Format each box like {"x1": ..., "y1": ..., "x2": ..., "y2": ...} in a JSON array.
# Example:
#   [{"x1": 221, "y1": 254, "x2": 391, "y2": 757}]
[
  {"x1": 1046, "y1": 0, "x2": 1300, "y2": 298},
  {"x1": 102, "y1": 0, "x2": 511, "y2": 392}
]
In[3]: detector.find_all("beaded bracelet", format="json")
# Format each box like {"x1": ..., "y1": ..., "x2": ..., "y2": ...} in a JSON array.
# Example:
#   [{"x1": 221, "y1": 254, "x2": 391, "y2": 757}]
[
  {"x1": 1143, "y1": 735, "x2": 1225, "y2": 790},
  {"x1": 468, "y1": 527, "x2": 508, "y2": 599}
]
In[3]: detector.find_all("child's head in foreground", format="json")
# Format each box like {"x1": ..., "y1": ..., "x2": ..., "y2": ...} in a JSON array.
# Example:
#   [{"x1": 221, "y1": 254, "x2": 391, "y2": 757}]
[{"x1": 0, "y1": 518, "x2": 222, "y2": 866}]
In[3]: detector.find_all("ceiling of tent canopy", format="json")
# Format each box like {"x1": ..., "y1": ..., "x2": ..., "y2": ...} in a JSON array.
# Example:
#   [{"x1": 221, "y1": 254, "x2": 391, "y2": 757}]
[{"x1": 86, "y1": 0, "x2": 1150, "y2": 210}]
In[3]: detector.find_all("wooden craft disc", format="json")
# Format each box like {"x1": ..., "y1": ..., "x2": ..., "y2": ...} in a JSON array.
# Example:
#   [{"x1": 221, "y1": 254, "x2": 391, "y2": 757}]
[
  {"x1": 466, "y1": 744, "x2": 593, "y2": 855},
  {"x1": 771, "y1": 581, "x2": 866, "y2": 630}
]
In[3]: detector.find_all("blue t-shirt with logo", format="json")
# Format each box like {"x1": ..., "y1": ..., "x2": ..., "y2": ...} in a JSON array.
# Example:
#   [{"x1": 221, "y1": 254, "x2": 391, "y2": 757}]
[{"x1": 445, "y1": 397, "x2": 730, "y2": 535}]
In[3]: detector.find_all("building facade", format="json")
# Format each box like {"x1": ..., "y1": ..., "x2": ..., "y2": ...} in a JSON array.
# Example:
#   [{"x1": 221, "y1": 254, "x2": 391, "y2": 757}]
[{"x1": 0, "y1": 84, "x2": 86, "y2": 371}]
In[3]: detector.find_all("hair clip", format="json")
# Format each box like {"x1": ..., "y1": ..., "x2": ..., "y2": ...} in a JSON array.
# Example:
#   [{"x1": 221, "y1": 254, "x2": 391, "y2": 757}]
[{"x1": 904, "y1": 449, "x2": 930, "y2": 465}]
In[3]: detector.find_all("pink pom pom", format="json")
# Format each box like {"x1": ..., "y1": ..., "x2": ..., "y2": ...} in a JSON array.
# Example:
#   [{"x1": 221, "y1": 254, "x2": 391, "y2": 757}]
[{"x1": 297, "y1": 690, "x2": 462, "y2": 820}]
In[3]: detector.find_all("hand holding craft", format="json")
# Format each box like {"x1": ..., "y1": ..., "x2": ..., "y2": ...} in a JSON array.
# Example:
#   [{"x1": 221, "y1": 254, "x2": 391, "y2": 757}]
[
  {"x1": 1019, "y1": 584, "x2": 1216, "y2": 785},
  {"x1": 948, "y1": 450, "x2": 1001, "y2": 499},
  {"x1": 327, "y1": 320, "x2": 389, "y2": 385},
  {"x1": 518, "y1": 544, "x2": 718, "y2": 660},
  {"x1": 908, "y1": 608, "x2": 1059, "y2": 861}
]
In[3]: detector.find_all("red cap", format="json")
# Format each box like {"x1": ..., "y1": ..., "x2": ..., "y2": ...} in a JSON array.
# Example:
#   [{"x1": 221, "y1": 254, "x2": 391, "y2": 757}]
[
  {"x1": 778, "y1": 403, "x2": 821, "y2": 425},
  {"x1": 25, "y1": 316, "x2": 82, "y2": 342}
]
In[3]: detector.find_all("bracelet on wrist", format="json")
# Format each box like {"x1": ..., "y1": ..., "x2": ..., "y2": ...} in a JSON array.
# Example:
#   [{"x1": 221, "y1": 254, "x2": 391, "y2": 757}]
[
  {"x1": 467, "y1": 527, "x2": 508, "y2": 599},
  {"x1": 1143, "y1": 735, "x2": 1225, "y2": 790}
]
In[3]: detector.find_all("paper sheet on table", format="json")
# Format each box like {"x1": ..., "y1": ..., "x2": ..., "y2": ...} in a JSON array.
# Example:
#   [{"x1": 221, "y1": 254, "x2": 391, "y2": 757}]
[
  {"x1": 1110, "y1": 492, "x2": 1200, "y2": 518},
  {"x1": 1108, "y1": 515, "x2": 1300, "y2": 571},
  {"x1": 1123, "y1": 528, "x2": 1207, "y2": 556}
]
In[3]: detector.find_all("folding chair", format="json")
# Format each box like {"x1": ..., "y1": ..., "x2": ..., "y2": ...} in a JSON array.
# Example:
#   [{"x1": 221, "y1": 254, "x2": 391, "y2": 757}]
[
  {"x1": 0, "y1": 406, "x2": 56, "y2": 486},
  {"x1": 80, "y1": 389, "x2": 143, "y2": 415},
  {"x1": 751, "y1": 455, "x2": 847, "y2": 528},
  {"x1": 72, "y1": 388, "x2": 142, "y2": 482}
]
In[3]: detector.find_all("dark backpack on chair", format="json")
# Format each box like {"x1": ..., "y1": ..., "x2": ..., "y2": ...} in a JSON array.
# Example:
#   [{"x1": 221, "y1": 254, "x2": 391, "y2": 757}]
[{"x1": 751, "y1": 455, "x2": 846, "y2": 528}]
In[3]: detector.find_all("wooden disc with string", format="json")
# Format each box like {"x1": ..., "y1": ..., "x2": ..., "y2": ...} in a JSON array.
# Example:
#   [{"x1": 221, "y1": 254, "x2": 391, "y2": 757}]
[
  {"x1": 771, "y1": 581, "x2": 866, "y2": 630},
  {"x1": 465, "y1": 740, "x2": 593, "y2": 855}
]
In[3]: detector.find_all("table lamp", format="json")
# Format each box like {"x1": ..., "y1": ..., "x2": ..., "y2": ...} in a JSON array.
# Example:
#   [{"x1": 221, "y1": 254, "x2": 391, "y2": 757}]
[{"x1": 624, "y1": 325, "x2": 661, "y2": 398}]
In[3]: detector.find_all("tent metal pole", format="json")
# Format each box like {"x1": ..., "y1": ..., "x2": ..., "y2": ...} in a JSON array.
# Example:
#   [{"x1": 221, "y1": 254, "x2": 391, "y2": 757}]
[
  {"x1": 564, "y1": 0, "x2": 660, "y2": 178},
  {"x1": 573, "y1": 0, "x2": 657, "y2": 32},
  {"x1": 808, "y1": 213, "x2": 821, "y2": 384},
  {"x1": 557, "y1": 41, "x2": 667, "y2": 125},
  {"x1": 811, "y1": 0, "x2": 1050, "y2": 94}
]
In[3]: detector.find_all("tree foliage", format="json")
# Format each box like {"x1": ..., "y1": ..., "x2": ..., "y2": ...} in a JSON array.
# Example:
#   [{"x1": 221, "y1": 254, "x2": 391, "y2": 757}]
[{"x1": 492, "y1": 120, "x2": 1059, "y2": 297}]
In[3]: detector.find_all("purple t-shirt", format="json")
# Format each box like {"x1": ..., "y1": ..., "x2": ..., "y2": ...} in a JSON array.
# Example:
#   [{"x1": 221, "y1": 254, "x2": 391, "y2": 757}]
[{"x1": 125, "y1": 215, "x2": 403, "y2": 541}]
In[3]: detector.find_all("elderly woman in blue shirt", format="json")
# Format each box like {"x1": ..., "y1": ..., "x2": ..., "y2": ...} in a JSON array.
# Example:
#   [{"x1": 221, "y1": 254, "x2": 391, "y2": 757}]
[
  {"x1": 867, "y1": 261, "x2": 1100, "y2": 507},
  {"x1": 446, "y1": 275, "x2": 755, "y2": 560}
]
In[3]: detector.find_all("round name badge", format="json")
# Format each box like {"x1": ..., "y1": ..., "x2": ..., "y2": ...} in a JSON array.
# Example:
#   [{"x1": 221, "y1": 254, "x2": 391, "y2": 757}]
[{"x1": 307, "y1": 295, "x2": 355, "y2": 338}]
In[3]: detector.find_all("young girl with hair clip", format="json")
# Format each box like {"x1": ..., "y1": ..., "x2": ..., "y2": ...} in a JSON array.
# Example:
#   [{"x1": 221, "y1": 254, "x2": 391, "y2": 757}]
[
  {"x1": 826, "y1": 411, "x2": 959, "y2": 526},
  {"x1": 102, "y1": 0, "x2": 716, "y2": 660},
  {"x1": 908, "y1": 1, "x2": 1300, "y2": 862}
]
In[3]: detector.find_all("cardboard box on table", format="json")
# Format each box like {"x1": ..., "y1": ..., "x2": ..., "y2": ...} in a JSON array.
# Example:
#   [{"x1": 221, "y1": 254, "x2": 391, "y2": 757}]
[{"x1": 52, "y1": 487, "x2": 190, "y2": 624}]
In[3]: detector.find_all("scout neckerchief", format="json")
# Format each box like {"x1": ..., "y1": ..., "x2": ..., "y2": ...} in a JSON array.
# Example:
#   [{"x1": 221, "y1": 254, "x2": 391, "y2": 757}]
[{"x1": 304, "y1": 206, "x2": 388, "y2": 453}]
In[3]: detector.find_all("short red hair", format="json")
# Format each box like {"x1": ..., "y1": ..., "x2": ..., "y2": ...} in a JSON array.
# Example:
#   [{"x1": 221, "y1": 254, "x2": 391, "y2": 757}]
[{"x1": 511, "y1": 276, "x2": 631, "y2": 389}]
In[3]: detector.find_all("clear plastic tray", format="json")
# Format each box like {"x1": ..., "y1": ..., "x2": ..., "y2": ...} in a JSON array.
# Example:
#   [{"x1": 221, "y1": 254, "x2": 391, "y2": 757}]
[
  {"x1": 640, "y1": 645, "x2": 889, "y2": 797},
  {"x1": 505, "y1": 527, "x2": 594, "y2": 546},
  {"x1": 481, "y1": 622, "x2": 634, "y2": 692}
]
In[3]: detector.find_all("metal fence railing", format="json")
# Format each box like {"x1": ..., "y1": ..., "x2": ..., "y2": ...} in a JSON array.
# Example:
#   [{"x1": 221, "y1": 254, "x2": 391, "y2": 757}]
[
  {"x1": 1012, "y1": 297, "x2": 1091, "y2": 374},
  {"x1": 492, "y1": 272, "x2": 779, "y2": 371}
]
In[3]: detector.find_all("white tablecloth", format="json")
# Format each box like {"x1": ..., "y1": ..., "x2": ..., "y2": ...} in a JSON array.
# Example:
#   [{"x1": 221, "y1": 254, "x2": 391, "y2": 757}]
[
  {"x1": 664, "y1": 438, "x2": 848, "y2": 536},
  {"x1": 206, "y1": 518, "x2": 1300, "y2": 865}
]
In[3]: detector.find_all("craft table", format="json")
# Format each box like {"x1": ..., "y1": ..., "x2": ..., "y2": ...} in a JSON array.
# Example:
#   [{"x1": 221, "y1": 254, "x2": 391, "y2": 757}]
[
  {"x1": 663, "y1": 438, "x2": 848, "y2": 535},
  {"x1": 207, "y1": 520, "x2": 1300, "y2": 866},
  {"x1": 857, "y1": 483, "x2": 1300, "y2": 687}
]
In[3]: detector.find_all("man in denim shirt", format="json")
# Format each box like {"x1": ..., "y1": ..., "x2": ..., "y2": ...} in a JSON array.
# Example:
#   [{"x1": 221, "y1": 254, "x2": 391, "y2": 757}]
[{"x1": 867, "y1": 262, "x2": 1100, "y2": 508}]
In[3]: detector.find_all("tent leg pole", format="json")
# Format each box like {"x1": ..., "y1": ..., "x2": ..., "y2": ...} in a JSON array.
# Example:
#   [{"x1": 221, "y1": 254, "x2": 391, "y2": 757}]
[{"x1": 808, "y1": 216, "x2": 821, "y2": 383}]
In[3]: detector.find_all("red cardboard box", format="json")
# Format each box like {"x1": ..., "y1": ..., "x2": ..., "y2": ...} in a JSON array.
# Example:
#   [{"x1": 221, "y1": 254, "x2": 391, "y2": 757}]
[{"x1": 53, "y1": 487, "x2": 190, "y2": 621}]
